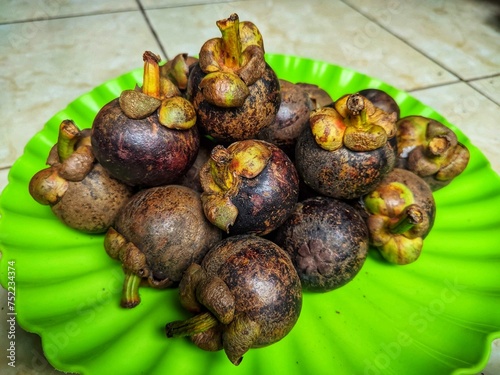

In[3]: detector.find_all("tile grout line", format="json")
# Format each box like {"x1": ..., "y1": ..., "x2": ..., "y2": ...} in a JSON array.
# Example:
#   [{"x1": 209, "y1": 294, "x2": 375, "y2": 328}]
[
  {"x1": 338, "y1": 1, "x2": 464, "y2": 83},
  {"x1": 339, "y1": 1, "x2": 500, "y2": 107},
  {"x1": 0, "y1": 9, "x2": 138, "y2": 25},
  {"x1": 136, "y1": 0, "x2": 169, "y2": 60}
]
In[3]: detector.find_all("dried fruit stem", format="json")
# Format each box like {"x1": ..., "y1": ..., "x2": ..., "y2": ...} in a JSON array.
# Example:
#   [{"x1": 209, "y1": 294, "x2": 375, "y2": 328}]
[
  {"x1": 165, "y1": 311, "x2": 219, "y2": 338},
  {"x1": 57, "y1": 120, "x2": 80, "y2": 162},
  {"x1": 121, "y1": 271, "x2": 142, "y2": 308},
  {"x1": 389, "y1": 205, "x2": 423, "y2": 234},
  {"x1": 142, "y1": 51, "x2": 161, "y2": 98},
  {"x1": 217, "y1": 13, "x2": 242, "y2": 70}
]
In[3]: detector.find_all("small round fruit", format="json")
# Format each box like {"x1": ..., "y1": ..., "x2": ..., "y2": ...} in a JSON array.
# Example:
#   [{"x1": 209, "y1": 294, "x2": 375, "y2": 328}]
[{"x1": 273, "y1": 196, "x2": 369, "y2": 292}]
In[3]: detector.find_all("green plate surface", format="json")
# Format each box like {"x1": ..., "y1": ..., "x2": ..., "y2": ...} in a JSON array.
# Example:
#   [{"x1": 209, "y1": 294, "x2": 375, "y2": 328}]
[{"x1": 1, "y1": 54, "x2": 500, "y2": 375}]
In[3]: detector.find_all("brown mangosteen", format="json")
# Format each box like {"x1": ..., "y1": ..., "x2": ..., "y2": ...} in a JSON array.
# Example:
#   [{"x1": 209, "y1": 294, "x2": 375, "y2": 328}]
[
  {"x1": 29, "y1": 120, "x2": 133, "y2": 233},
  {"x1": 186, "y1": 13, "x2": 281, "y2": 142},
  {"x1": 257, "y1": 79, "x2": 314, "y2": 156},
  {"x1": 295, "y1": 93, "x2": 397, "y2": 200},
  {"x1": 396, "y1": 115, "x2": 470, "y2": 190},
  {"x1": 178, "y1": 136, "x2": 215, "y2": 193},
  {"x1": 104, "y1": 184, "x2": 222, "y2": 308},
  {"x1": 296, "y1": 82, "x2": 334, "y2": 108},
  {"x1": 91, "y1": 51, "x2": 200, "y2": 188},
  {"x1": 361, "y1": 168, "x2": 436, "y2": 265},
  {"x1": 199, "y1": 139, "x2": 299, "y2": 235},
  {"x1": 165, "y1": 234, "x2": 302, "y2": 365},
  {"x1": 273, "y1": 196, "x2": 369, "y2": 292}
]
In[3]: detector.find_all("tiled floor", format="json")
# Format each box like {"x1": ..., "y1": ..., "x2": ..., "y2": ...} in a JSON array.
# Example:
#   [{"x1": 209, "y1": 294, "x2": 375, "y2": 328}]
[{"x1": 0, "y1": 0, "x2": 499, "y2": 374}]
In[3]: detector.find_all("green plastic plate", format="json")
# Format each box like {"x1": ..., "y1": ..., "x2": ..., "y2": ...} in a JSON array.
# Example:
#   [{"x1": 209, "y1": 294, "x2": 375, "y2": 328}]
[{"x1": 1, "y1": 54, "x2": 499, "y2": 375}]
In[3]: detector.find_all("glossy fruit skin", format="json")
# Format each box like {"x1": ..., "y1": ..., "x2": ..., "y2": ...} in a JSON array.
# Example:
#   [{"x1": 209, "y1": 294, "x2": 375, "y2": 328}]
[
  {"x1": 273, "y1": 196, "x2": 369, "y2": 292},
  {"x1": 187, "y1": 62, "x2": 281, "y2": 142},
  {"x1": 91, "y1": 98, "x2": 199, "y2": 188},
  {"x1": 295, "y1": 126, "x2": 396, "y2": 200},
  {"x1": 257, "y1": 79, "x2": 313, "y2": 156},
  {"x1": 229, "y1": 143, "x2": 299, "y2": 235}
]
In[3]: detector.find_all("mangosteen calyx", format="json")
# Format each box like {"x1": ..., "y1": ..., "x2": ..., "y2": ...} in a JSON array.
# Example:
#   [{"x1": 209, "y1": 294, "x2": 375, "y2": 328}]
[
  {"x1": 29, "y1": 120, "x2": 93, "y2": 205},
  {"x1": 396, "y1": 115, "x2": 470, "y2": 190},
  {"x1": 197, "y1": 13, "x2": 266, "y2": 108},
  {"x1": 199, "y1": 140, "x2": 271, "y2": 232},
  {"x1": 118, "y1": 51, "x2": 197, "y2": 130},
  {"x1": 362, "y1": 168, "x2": 436, "y2": 265}
]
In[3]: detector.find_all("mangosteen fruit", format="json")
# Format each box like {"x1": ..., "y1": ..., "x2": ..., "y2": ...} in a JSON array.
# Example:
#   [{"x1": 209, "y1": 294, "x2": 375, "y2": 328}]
[
  {"x1": 165, "y1": 234, "x2": 302, "y2": 365},
  {"x1": 273, "y1": 196, "x2": 369, "y2": 292},
  {"x1": 396, "y1": 115, "x2": 470, "y2": 190},
  {"x1": 295, "y1": 93, "x2": 397, "y2": 200},
  {"x1": 361, "y1": 168, "x2": 436, "y2": 265},
  {"x1": 296, "y1": 82, "x2": 334, "y2": 109},
  {"x1": 91, "y1": 51, "x2": 200, "y2": 188},
  {"x1": 29, "y1": 120, "x2": 133, "y2": 233},
  {"x1": 199, "y1": 139, "x2": 299, "y2": 235},
  {"x1": 104, "y1": 184, "x2": 222, "y2": 308},
  {"x1": 257, "y1": 79, "x2": 314, "y2": 156},
  {"x1": 186, "y1": 13, "x2": 281, "y2": 142}
]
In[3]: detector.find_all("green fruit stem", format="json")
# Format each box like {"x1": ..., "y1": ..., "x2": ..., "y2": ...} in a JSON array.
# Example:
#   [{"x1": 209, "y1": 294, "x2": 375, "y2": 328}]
[
  {"x1": 389, "y1": 204, "x2": 423, "y2": 235},
  {"x1": 57, "y1": 120, "x2": 80, "y2": 162},
  {"x1": 165, "y1": 311, "x2": 219, "y2": 338},
  {"x1": 121, "y1": 271, "x2": 142, "y2": 309},
  {"x1": 217, "y1": 13, "x2": 242, "y2": 70}
]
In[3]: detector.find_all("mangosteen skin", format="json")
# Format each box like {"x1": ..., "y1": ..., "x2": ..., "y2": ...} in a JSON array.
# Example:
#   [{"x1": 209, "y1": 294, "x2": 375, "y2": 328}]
[
  {"x1": 51, "y1": 163, "x2": 133, "y2": 234},
  {"x1": 229, "y1": 143, "x2": 300, "y2": 236},
  {"x1": 91, "y1": 98, "x2": 200, "y2": 188},
  {"x1": 295, "y1": 126, "x2": 396, "y2": 200},
  {"x1": 112, "y1": 185, "x2": 222, "y2": 286},
  {"x1": 187, "y1": 62, "x2": 281, "y2": 142},
  {"x1": 257, "y1": 79, "x2": 313, "y2": 156},
  {"x1": 200, "y1": 235, "x2": 302, "y2": 348},
  {"x1": 273, "y1": 196, "x2": 369, "y2": 292}
]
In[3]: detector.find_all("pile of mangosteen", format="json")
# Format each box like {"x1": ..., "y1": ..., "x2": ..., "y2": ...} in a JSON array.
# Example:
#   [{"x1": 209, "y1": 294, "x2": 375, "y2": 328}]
[{"x1": 28, "y1": 13, "x2": 470, "y2": 366}]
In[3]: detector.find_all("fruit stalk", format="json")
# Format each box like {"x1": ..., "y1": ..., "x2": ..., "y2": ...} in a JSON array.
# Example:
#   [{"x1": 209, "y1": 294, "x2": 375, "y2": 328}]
[
  {"x1": 217, "y1": 13, "x2": 242, "y2": 70},
  {"x1": 142, "y1": 51, "x2": 161, "y2": 98},
  {"x1": 389, "y1": 204, "x2": 423, "y2": 235},
  {"x1": 57, "y1": 120, "x2": 80, "y2": 162},
  {"x1": 165, "y1": 311, "x2": 219, "y2": 338},
  {"x1": 121, "y1": 271, "x2": 142, "y2": 308}
]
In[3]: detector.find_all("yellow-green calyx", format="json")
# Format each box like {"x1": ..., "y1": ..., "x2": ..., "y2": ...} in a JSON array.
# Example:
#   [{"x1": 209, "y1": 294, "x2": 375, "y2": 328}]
[
  {"x1": 200, "y1": 140, "x2": 272, "y2": 232},
  {"x1": 158, "y1": 96, "x2": 197, "y2": 130},
  {"x1": 29, "y1": 120, "x2": 95, "y2": 205},
  {"x1": 119, "y1": 51, "x2": 197, "y2": 130},
  {"x1": 198, "y1": 13, "x2": 266, "y2": 108},
  {"x1": 309, "y1": 107, "x2": 347, "y2": 151},
  {"x1": 310, "y1": 93, "x2": 397, "y2": 152},
  {"x1": 364, "y1": 181, "x2": 428, "y2": 265},
  {"x1": 367, "y1": 205, "x2": 425, "y2": 265},
  {"x1": 363, "y1": 181, "x2": 415, "y2": 217}
]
